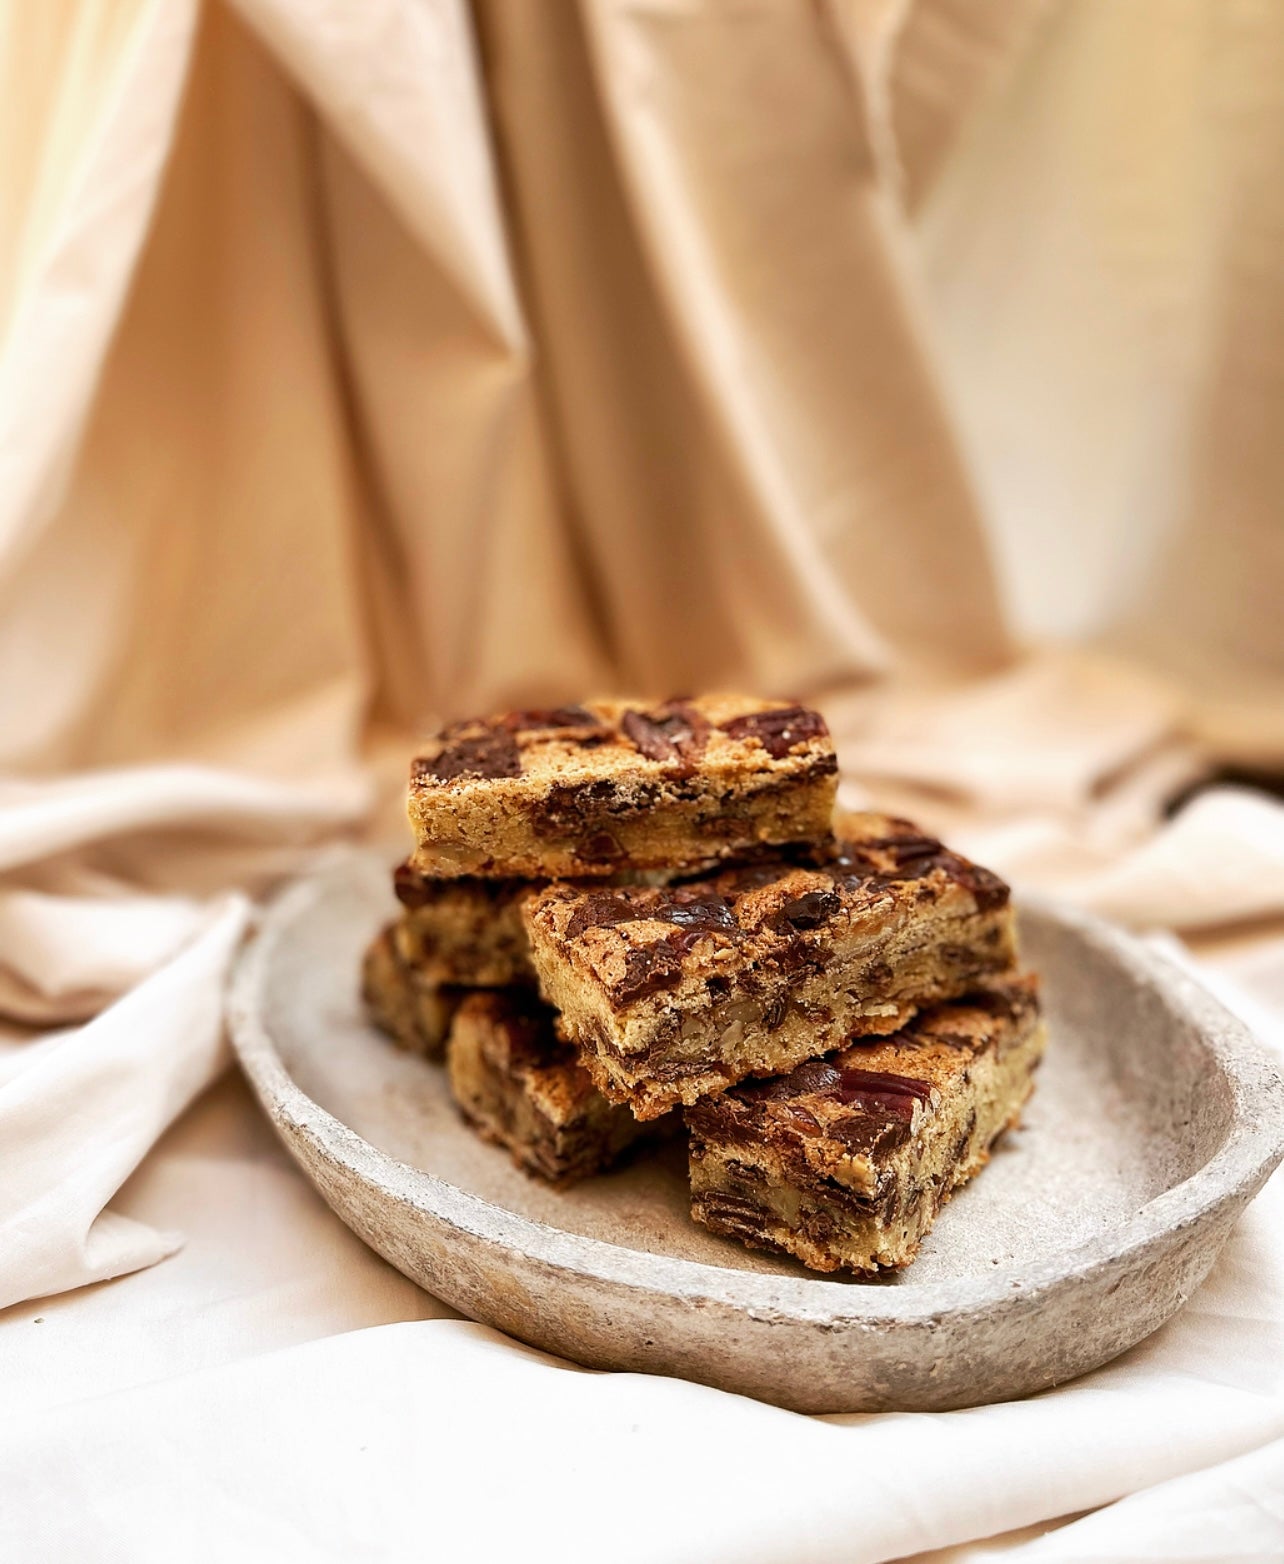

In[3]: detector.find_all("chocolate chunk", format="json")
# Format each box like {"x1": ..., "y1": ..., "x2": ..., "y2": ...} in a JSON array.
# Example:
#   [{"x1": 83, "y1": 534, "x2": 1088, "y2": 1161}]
[
  {"x1": 835, "y1": 1068, "x2": 933, "y2": 1120},
  {"x1": 829, "y1": 1115, "x2": 914, "y2": 1159},
  {"x1": 530, "y1": 776, "x2": 669, "y2": 839},
  {"x1": 697, "y1": 1192, "x2": 768, "y2": 1235},
  {"x1": 564, "y1": 886, "x2": 738, "y2": 942},
  {"x1": 768, "y1": 888, "x2": 841, "y2": 933},
  {"x1": 750, "y1": 1062, "x2": 931, "y2": 1125},
  {"x1": 651, "y1": 890, "x2": 736, "y2": 933},
  {"x1": 882, "y1": 844, "x2": 947, "y2": 882},
  {"x1": 621, "y1": 702, "x2": 711, "y2": 768},
  {"x1": 529, "y1": 778, "x2": 615, "y2": 836},
  {"x1": 614, "y1": 942, "x2": 683, "y2": 1003},
  {"x1": 827, "y1": 830, "x2": 1010, "y2": 911},
  {"x1": 719, "y1": 705, "x2": 828, "y2": 759},
  {"x1": 755, "y1": 1060, "x2": 844, "y2": 1101},
  {"x1": 565, "y1": 891, "x2": 642, "y2": 940},
  {"x1": 418, "y1": 728, "x2": 521, "y2": 782}
]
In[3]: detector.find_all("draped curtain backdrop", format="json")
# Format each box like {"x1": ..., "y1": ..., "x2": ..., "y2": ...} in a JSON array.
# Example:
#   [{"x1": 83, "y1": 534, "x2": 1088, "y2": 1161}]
[{"x1": 2, "y1": 3, "x2": 1284, "y2": 1560}]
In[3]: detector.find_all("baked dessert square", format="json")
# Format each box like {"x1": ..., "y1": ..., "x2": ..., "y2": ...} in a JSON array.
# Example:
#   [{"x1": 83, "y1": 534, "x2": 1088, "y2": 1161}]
[
  {"x1": 686, "y1": 976, "x2": 1045, "y2": 1274},
  {"x1": 361, "y1": 923, "x2": 462, "y2": 1059},
  {"x1": 391, "y1": 862, "x2": 537, "y2": 988},
  {"x1": 523, "y1": 814, "x2": 1018, "y2": 1118},
  {"x1": 388, "y1": 860, "x2": 677, "y2": 988},
  {"x1": 446, "y1": 991, "x2": 667, "y2": 1186},
  {"x1": 407, "y1": 696, "x2": 837, "y2": 879}
]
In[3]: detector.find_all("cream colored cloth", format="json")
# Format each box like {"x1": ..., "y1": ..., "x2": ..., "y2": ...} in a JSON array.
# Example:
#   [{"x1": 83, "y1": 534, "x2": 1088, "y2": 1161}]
[{"x1": 2, "y1": 1, "x2": 1283, "y2": 1558}]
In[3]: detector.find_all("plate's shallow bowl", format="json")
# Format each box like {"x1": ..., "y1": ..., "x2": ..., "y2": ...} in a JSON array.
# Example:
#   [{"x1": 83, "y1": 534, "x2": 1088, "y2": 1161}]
[{"x1": 228, "y1": 853, "x2": 1284, "y2": 1413}]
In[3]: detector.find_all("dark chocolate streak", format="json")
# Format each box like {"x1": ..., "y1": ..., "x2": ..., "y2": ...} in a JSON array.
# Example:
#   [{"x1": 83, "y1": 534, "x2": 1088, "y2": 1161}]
[
  {"x1": 718, "y1": 705, "x2": 828, "y2": 759},
  {"x1": 564, "y1": 891, "x2": 640, "y2": 940},
  {"x1": 528, "y1": 776, "x2": 687, "y2": 841},
  {"x1": 564, "y1": 886, "x2": 737, "y2": 941},
  {"x1": 695, "y1": 1191, "x2": 768, "y2": 1237},
  {"x1": 657, "y1": 892, "x2": 736, "y2": 931},
  {"x1": 751, "y1": 1062, "x2": 931, "y2": 1123},
  {"x1": 417, "y1": 706, "x2": 606, "y2": 788},
  {"x1": 615, "y1": 943, "x2": 684, "y2": 1003},
  {"x1": 611, "y1": 901, "x2": 745, "y2": 1001},
  {"x1": 418, "y1": 728, "x2": 520, "y2": 782},
  {"x1": 951, "y1": 861, "x2": 1010, "y2": 914},
  {"x1": 833, "y1": 1068, "x2": 933, "y2": 1119}
]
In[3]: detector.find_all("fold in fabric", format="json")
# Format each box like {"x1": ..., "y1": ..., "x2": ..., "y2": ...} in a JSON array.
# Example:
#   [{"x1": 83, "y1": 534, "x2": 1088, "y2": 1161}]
[
  {"x1": 1, "y1": 1266, "x2": 1282, "y2": 1564},
  {"x1": 982, "y1": 1435, "x2": 1284, "y2": 1560},
  {"x1": 0, "y1": 887, "x2": 206, "y2": 1024},
  {"x1": 0, "y1": 898, "x2": 247, "y2": 1309}
]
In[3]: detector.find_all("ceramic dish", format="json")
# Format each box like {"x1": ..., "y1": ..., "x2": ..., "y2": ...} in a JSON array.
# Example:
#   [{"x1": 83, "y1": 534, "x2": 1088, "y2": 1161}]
[{"x1": 227, "y1": 852, "x2": 1284, "y2": 1413}]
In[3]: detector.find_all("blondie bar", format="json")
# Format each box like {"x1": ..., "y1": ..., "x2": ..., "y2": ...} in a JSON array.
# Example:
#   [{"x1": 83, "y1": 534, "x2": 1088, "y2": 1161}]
[
  {"x1": 523, "y1": 815, "x2": 1017, "y2": 1118},
  {"x1": 391, "y1": 862, "x2": 536, "y2": 987},
  {"x1": 446, "y1": 991, "x2": 666, "y2": 1186},
  {"x1": 361, "y1": 923, "x2": 463, "y2": 1059},
  {"x1": 407, "y1": 696, "x2": 837, "y2": 879},
  {"x1": 686, "y1": 976, "x2": 1044, "y2": 1274}
]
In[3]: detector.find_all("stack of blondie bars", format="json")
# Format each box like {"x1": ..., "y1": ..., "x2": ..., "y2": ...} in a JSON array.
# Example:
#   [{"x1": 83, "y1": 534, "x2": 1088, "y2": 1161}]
[{"x1": 362, "y1": 696, "x2": 1046, "y2": 1275}]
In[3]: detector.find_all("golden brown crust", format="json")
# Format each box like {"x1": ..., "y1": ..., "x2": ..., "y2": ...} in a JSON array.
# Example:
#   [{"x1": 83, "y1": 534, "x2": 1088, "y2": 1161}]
[{"x1": 406, "y1": 695, "x2": 837, "y2": 879}]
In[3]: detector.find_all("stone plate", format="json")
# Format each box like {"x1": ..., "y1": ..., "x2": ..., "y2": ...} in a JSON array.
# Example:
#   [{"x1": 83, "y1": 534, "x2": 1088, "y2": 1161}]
[{"x1": 228, "y1": 852, "x2": 1284, "y2": 1414}]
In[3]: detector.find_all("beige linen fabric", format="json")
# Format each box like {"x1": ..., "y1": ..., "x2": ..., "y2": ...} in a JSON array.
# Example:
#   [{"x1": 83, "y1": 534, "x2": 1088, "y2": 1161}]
[{"x1": 1, "y1": 1, "x2": 1283, "y2": 1558}]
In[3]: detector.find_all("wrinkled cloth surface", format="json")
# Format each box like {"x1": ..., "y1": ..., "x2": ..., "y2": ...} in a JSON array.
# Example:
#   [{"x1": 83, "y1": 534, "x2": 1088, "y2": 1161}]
[{"x1": 2, "y1": 1, "x2": 1283, "y2": 1558}]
